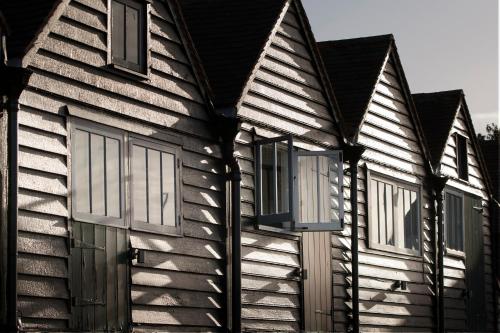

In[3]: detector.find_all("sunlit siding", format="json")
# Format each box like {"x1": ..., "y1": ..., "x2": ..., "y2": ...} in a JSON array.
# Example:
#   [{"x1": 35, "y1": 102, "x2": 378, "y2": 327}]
[
  {"x1": 237, "y1": 2, "x2": 343, "y2": 331},
  {"x1": 439, "y1": 106, "x2": 494, "y2": 332},
  {"x1": 355, "y1": 53, "x2": 435, "y2": 332},
  {"x1": 16, "y1": 0, "x2": 225, "y2": 331}
]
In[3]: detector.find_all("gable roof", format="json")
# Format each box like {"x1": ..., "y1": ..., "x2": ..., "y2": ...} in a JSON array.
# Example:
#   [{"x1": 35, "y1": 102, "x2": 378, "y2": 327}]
[
  {"x1": 413, "y1": 90, "x2": 494, "y2": 194},
  {"x1": 318, "y1": 34, "x2": 393, "y2": 139},
  {"x1": 0, "y1": 0, "x2": 61, "y2": 60},
  {"x1": 179, "y1": 0, "x2": 288, "y2": 109},
  {"x1": 412, "y1": 90, "x2": 463, "y2": 167}
]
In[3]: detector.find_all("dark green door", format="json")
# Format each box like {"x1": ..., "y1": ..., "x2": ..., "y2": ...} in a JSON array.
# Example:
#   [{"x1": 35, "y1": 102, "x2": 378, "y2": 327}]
[
  {"x1": 70, "y1": 222, "x2": 128, "y2": 332},
  {"x1": 464, "y1": 195, "x2": 486, "y2": 331}
]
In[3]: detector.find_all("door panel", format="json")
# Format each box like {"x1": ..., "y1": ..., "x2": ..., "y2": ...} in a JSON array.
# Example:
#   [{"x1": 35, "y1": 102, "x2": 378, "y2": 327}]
[
  {"x1": 302, "y1": 232, "x2": 332, "y2": 332},
  {"x1": 464, "y1": 195, "x2": 486, "y2": 331},
  {"x1": 70, "y1": 222, "x2": 128, "y2": 332}
]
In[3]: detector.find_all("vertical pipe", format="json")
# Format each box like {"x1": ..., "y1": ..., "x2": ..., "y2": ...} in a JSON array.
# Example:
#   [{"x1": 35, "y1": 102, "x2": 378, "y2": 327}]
[
  {"x1": 436, "y1": 189, "x2": 445, "y2": 333},
  {"x1": 345, "y1": 144, "x2": 364, "y2": 333},
  {"x1": 6, "y1": 97, "x2": 18, "y2": 332},
  {"x1": 431, "y1": 174, "x2": 447, "y2": 333},
  {"x1": 230, "y1": 162, "x2": 241, "y2": 332}
]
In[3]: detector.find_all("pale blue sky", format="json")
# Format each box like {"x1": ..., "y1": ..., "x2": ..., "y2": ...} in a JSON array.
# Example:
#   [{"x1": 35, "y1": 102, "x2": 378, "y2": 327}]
[{"x1": 302, "y1": 0, "x2": 498, "y2": 134}]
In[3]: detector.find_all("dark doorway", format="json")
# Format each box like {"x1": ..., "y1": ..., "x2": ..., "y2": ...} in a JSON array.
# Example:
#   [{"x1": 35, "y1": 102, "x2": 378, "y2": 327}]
[{"x1": 464, "y1": 195, "x2": 486, "y2": 331}]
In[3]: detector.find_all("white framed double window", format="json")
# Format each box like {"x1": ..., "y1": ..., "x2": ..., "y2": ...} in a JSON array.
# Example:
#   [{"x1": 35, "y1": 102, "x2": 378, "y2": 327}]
[
  {"x1": 255, "y1": 135, "x2": 344, "y2": 231},
  {"x1": 444, "y1": 188, "x2": 464, "y2": 254},
  {"x1": 367, "y1": 171, "x2": 421, "y2": 256},
  {"x1": 71, "y1": 120, "x2": 182, "y2": 235}
]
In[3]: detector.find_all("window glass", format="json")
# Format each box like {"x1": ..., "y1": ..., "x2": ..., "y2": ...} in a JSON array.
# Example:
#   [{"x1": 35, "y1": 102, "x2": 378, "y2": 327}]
[
  {"x1": 132, "y1": 142, "x2": 178, "y2": 228},
  {"x1": 259, "y1": 141, "x2": 289, "y2": 215},
  {"x1": 369, "y1": 176, "x2": 420, "y2": 254},
  {"x1": 261, "y1": 143, "x2": 274, "y2": 215},
  {"x1": 445, "y1": 191, "x2": 464, "y2": 251},
  {"x1": 296, "y1": 153, "x2": 343, "y2": 227},
  {"x1": 456, "y1": 134, "x2": 468, "y2": 180},
  {"x1": 72, "y1": 128, "x2": 122, "y2": 222}
]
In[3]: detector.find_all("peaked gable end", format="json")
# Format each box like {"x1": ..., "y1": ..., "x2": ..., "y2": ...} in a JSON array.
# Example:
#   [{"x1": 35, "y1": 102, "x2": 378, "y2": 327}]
[
  {"x1": 239, "y1": 0, "x2": 342, "y2": 145},
  {"x1": 358, "y1": 49, "x2": 427, "y2": 175},
  {"x1": 440, "y1": 104, "x2": 489, "y2": 190}
]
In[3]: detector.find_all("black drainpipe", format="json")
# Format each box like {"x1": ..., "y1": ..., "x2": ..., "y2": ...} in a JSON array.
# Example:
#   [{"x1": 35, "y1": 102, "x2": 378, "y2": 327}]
[
  {"x1": 344, "y1": 143, "x2": 365, "y2": 333},
  {"x1": 217, "y1": 115, "x2": 241, "y2": 333},
  {"x1": 430, "y1": 174, "x2": 448, "y2": 333},
  {"x1": 1, "y1": 66, "x2": 32, "y2": 333}
]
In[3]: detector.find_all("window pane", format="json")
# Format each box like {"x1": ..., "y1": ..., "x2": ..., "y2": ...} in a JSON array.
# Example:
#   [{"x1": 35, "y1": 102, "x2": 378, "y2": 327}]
[
  {"x1": 409, "y1": 190, "x2": 419, "y2": 250},
  {"x1": 125, "y1": 5, "x2": 139, "y2": 65},
  {"x1": 276, "y1": 145, "x2": 289, "y2": 214},
  {"x1": 385, "y1": 184, "x2": 394, "y2": 245},
  {"x1": 297, "y1": 155, "x2": 318, "y2": 223},
  {"x1": 106, "y1": 138, "x2": 121, "y2": 218},
  {"x1": 148, "y1": 149, "x2": 162, "y2": 225},
  {"x1": 133, "y1": 145, "x2": 147, "y2": 223},
  {"x1": 74, "y1": 130, "x2": 90, "y2": 214},
  {"x1": 261, "y1": 143, "x2": 274, "y2": 215},
  {"x1": 378, "y1": 182, "x2": 386, "y2": 245},
  {"x1": 329, "y1": 156, "x2": 340, "y2": 224},
  {"x1": 446, "y1": 192, "x2": 464, "y2": 251},
  {"x1": 318, "y1": 156, "x2": 329, "y2": 223},
  {"x1": 91, "y1": 134, "x2": 106, "y2": 216},
  {"x1": 370, "y1": 179, "x2": 379, "y2": 243},
  {"x1": 111, "y1": 0, "x2": 125, "y2": 61},
  {"x1": 457, "y1": 135, "x2": 468, "y2": 180},
  {"x1": 161, "y1": 153, "x2": 176, "y2": 226}
]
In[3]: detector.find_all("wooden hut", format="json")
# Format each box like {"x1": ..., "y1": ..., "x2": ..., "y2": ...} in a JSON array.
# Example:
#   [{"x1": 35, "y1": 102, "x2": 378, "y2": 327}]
[
  {"x1": 0, "y1": 0, "x2": 227, "y2": 331},
  {"x1": 413, "y1": 90, "x2": 496, "y2": 332},
  {"x1": 318, "y1": 35, "x2": 438, "y2": 332},
  {"x1": 180, "y1": 0, "x2": 351, "y2": 331}
]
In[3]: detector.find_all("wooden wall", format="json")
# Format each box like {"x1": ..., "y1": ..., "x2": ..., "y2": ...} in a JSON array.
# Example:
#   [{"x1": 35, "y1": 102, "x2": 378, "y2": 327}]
[
  {"x1": 235, "y1": 2, "x2": 343, "y2": 331},
  {"x1": 349, "y1": 52, "x2": 435, "y2": 332},
  {"x1": 439, "y1": 105, "x2": 494, "y2": 332},
  {"x1": 15, "y1": 0, "x2": 225, "y2": 331}
]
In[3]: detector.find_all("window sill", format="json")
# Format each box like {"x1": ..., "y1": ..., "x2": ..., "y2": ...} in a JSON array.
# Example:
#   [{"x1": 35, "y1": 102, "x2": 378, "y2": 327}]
[
  {"x1": 70, "y1": 216, "x2": 128, "y2": 229},
  {"x1": 445, "y1": 248, "x2": 465, "y2": 258},
  {"x1": 106, "y1": 63, "x2": 150, "y2": 81},
  {"x1": 367, "y1": 242, "x2": 422, "y2": 259},
  {"x1": 130, "y1": 225, "x2": 183, "y2": 238}
]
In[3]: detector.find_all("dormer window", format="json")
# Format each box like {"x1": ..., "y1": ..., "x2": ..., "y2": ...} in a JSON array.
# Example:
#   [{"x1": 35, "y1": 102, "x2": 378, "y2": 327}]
[
  {"x1": 110, "y1": 0, "x2": 147, "y2": 74},
  {"x1": 456, "y1": 134, "x2": 468, "y2": 181}
]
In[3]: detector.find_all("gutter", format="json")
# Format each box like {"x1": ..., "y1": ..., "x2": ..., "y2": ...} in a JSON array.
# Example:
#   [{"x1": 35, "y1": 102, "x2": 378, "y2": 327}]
[
  {"x1": 343, "y1": 143, "x2": 365, "y2": 333},
  {"x1": 430, "y1": 174, "x2": 448, "y2": 333},
  {"x1": 216, "y1": 114, "x2": 241, "y2": 333},
  {"x1": 0, "y1": 66, "x2": 32, "y2": 333}
]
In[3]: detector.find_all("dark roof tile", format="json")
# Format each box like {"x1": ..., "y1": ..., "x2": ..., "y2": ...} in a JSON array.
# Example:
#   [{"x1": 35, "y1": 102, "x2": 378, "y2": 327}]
[
  {"x1": 412, "y1": 90, "x2": 463, "y2": 167},
  {"x1": 179, "y1": 0, "x2": 286, "y2": 108},
  {"x1": 318, "y1": 34, "x2": 393, "y2": 138},
  {"x1": 1, "y1": 0, "x2": 60, "y2": 59}
]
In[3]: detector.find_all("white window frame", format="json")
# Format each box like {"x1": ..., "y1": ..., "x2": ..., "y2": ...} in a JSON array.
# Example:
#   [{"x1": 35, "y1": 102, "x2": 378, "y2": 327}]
[
  {"x1": 129, "y1": 135, "x2": 183, "y2": 235},
  {"x1": 444, "y1": 187, "x2": 465, "y2": 256},
  {"x1": 70, "y1": 119, "x2": 126, "y2": 228},
  {"x1": 367, "y1": 169, "x2": 422, "y2": 256},
  {"x1": 254, "y1": 135, "x2": 344, "y2": 232}
]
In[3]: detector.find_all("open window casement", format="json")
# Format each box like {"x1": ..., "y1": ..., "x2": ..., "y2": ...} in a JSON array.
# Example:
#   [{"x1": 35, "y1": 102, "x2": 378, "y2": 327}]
[{"x1": 255, "y1": 135, "x2": 344, "y2": 231}]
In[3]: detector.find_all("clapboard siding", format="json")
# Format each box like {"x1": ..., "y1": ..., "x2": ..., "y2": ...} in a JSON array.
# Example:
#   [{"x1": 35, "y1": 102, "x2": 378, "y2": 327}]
[
  {"x1": 351, "y1": 54, "x2": 435, "y2": 331},
  {"x1": 439, "y1": 106, "x2": 494, "y2": 331},
  {"x1": 237, "y1": 2, "x2": 342, "y2": 331},
  {"x1": 16, "y1": 0, "x2": 225, "y2": 331}
]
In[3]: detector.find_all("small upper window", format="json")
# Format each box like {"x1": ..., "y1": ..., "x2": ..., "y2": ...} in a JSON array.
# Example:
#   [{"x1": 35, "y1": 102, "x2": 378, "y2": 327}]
[
  {"x1": 71, "y1": 122, "x2": 125, "y2": 226},
  {"x1": 255, "y1": 135, "x2": 344, "y2": 231},
  {"x1": 111, "y1": 0, "x2": 147, "y2": 73},
  {"x1": 456, "y1": 134, "x2": 468, "y2": 181},
  {"x1": 368, "y1": 172, "x2": 421, "y2": 255},
  {"x1": 445, "y1": 190, "x2": 464, "y2": 252}
]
